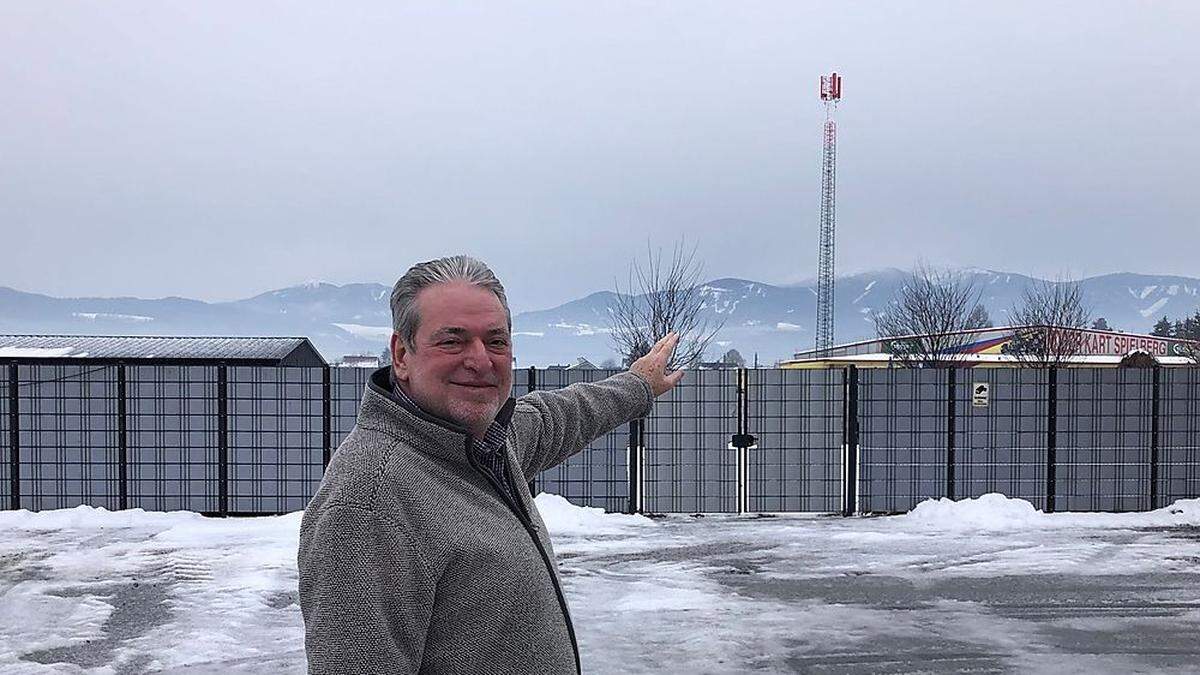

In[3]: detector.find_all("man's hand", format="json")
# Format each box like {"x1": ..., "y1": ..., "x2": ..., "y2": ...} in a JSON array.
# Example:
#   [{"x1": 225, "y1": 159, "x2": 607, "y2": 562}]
[{"x1": 629, "y1": 332, "x2": 685, "y2": 397}]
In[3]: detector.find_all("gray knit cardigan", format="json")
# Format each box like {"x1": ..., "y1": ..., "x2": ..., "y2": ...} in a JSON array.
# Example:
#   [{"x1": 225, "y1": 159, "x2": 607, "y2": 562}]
[{"x1": 298, "y1": 367, "x2": 653, "y2": 674}]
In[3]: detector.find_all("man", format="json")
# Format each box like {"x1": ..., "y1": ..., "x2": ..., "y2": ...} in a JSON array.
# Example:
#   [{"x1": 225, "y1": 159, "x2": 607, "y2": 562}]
[{"x1": 298, "y1": 255, "x2": 682, "y2": 674}]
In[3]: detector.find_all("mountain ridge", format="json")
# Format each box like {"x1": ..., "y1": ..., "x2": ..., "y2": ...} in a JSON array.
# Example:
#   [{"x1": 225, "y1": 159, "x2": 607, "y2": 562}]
[{"x1": 3, "y1": 268, "x2": 1198, "y2": 366}]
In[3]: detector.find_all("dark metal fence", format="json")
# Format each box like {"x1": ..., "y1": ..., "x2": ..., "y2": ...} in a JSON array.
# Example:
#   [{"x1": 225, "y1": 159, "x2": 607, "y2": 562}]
[
  {"x1": 127, "y1": 365, "x2": 219, "y2": 513},
  {"x1": 529, "y1": 368, "x2": 632, "y2": 514},
  {"x1": 952, "y1": 369, "x2": 1048, "y2": 509},
  {"x1": 3, "y1": 363, "x2": 1198, "y2": 515},
  {"x1": 747, "y1": 368, "x2": 843, "y2": 513}
]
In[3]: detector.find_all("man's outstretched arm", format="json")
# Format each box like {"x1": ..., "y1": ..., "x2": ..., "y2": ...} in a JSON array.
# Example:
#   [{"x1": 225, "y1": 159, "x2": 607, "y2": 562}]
[{"x1": 511, "y1": 332, "x2": 685, "y2": 480}]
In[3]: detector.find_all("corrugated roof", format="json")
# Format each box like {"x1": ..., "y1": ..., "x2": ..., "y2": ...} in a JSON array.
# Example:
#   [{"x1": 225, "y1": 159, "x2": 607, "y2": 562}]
[
  {"x1": 780, "y1": 352, "x2": 1197, "y2": 369},
  {"x1": 0, "y1": 335, "x2": 326, "y2": 365}
]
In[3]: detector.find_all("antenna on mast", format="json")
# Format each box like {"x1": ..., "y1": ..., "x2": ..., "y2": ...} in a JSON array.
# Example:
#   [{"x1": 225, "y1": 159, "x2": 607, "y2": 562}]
[{"x1": 815, "y1": 72, "x2": 841, "y2": 354}]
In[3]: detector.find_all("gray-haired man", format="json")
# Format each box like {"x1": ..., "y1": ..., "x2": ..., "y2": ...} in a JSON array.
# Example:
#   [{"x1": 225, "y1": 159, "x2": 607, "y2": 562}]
[{"x1": 298, "y1": 255, "x2": 682, "y2": 674}]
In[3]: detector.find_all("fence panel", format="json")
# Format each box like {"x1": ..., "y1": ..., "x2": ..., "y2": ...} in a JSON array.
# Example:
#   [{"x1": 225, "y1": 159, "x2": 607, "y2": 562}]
[
  {"x1": 530, "y1": 369, "x2": 630, "y2": 513},
  {"x1": 954, "y1": 368, "x2": 1049, "y2": 509},
  {"x1": 1056, "y1": 369, "x2": 1153, "y2": 512},
  {"x1": 331, "y1": 367, "x2": 375, "y2": 449},
  {"x1": 1159, "y1": 368, "x2": 1200, "y2": 506},
  {"x1": 126, "y1": 365, "x2": 219, "y2": 512},
  {"x1": 642, "y1": 369, "x2": 737, "y2": 513},
  {"x1": 748, "y1": 368, "x2": 842, "y2": 512},
  {"x1": 3, "y1": 363, "x2": 1198, "y2": 515},
  {"x1": 227, "y1": 367, "x2": 325, "y2": 513},
  {"x1": 15, "y1": 365, "x2": 121, "y2": 510},
  {"x1": 858, "y1": 369, "x2": 949, "y2": 513},
  {"x1": 1, "y1": 366, "x2": 11, "y2": 508}
]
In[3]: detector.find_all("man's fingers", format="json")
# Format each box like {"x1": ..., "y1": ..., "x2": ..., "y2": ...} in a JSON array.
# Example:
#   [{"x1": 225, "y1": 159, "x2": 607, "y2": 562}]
[
  {"x1": 661, "y1": 332, "x2": 680, "y2": 365},
  {"x1": 636, "y1": 332, "x2": 681, "y2": 375},
  {"x1": 652, "y1": 332, "x2": 679, "y2": 358},
  {"x1": 634, "y1": 333, "x2": 686, "y2": 397},
  {"x1": 650, "y1": 333, "x2": 669, "y2": 355}
]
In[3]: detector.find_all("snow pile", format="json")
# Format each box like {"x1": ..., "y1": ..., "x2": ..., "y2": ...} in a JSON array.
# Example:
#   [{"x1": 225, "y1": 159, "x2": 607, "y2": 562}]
[
  {"x1": 152, "y1": 510, "x2": 303, "y2": 545},
  {"x1": 0, "y1": 504, "x2": 206, "y2": 530},
  {"x1": 898, "y1": 493, "x2": 1200, "y2": 531},
  {"x1": 534, "y1": 493, "x2": 655, "y2": 536},
  {"x1": 2, "y1": 497, "x2": 656, "y2": 539},
  {"x1": 1126, "y1": 497, "x2": 1200, "y2": 527},
  {"x1": 901, "y1": 493, "x2": 1043, "y2": 530}
]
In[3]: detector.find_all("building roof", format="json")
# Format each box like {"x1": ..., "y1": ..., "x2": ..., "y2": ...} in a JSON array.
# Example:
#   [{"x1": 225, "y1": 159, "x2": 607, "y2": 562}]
[
  {"x1": 0, "y1": 335, "x2": 327, "y2": 366},
  {"x1": 792, "y1": 325, "x2": 1198, "y2": 362},
  {"x1": 782, "y1": 351, "x2": 1196, "y2": 369}
]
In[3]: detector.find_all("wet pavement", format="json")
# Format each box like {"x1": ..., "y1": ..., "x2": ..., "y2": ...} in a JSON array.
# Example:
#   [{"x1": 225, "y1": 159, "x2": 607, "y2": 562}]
[
  {"x1": 2, "y1": 511, "x2": 1199, "y2": 673},
  {"x1": 562, "y1": 516, "x2": 1200, "y2": 674}
]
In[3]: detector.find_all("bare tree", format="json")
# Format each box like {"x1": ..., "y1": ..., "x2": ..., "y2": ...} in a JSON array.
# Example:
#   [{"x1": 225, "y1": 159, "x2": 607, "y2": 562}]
[
  {"x1": 721, "y1": 348, "x2": 746, "y2": 368},
  {"x1": 1182, "y1": 309, "x2": 1200, "y2": 365},
  {"x1": 1187, "y1": 341, "x2": 1200, "y2": 366},
  {"x1": 966, "y1": 304, "x2": 993, "y2": 329},
  {"x1": 608, "y1": 241, "x2": 723, "y2": 369},
  {"x1": 873, "y1": 264, "x2": 990, "y2": 368},
  {"x1": 1005, "y1": 277, "x2": 1090, "y2": 367}
]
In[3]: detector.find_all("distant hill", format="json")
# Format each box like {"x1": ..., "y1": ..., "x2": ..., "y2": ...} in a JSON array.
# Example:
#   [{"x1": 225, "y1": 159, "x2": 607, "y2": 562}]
[{"x1": 2, "y1": 269, "x2": 1197, "y2": 366}]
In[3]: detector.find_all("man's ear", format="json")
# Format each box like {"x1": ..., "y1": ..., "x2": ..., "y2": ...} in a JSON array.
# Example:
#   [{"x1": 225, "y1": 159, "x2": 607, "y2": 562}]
[{"x1": 390, "y1": 333, "x2": 410, "y2": 382}]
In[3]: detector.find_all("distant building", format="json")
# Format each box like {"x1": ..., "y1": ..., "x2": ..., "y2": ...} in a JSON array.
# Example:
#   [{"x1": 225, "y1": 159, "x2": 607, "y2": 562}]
[
  {"x1": 544, "y1": 357, "x2": 598, "y2": 370},
  {"x1": 340, "y1": 354, "x2": 381, "y2": 368},
  {"x1": 699, "y1": 348, "x2": 746, "y2": 370},
  {"x1": 0, "y1": 334, "x2": 326, "y2": 366},
  {"x1": 782, "y1": 325, "x2": 1199, "y2": 369}
]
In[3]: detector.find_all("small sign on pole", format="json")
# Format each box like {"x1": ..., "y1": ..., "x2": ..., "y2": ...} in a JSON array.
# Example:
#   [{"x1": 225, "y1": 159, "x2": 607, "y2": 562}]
[{"x1": 972, "y1": 382, "x2": 990, "y2": 408}]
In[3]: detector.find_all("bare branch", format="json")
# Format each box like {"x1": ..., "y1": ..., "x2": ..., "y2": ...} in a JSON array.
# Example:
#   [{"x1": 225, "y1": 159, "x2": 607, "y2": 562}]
[
  {"x1": 873, "y1": 264, "x2": 989, "y2": 368},
  {"x1": 608, "y1": 240, "x2": 725, "y2": 369},
  {"x1": 1005, "y1": 277, "x2": 1091, "y2": 368}
]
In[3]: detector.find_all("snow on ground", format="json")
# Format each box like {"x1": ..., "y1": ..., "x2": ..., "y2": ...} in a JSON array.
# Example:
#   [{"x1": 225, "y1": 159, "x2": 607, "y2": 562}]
[
  {"x1": 899, "y1": 492, "x2": 1200, "y2": 531},
  {"x1": 2, "y1": 494, "x2": 1200, "y2": 673}
]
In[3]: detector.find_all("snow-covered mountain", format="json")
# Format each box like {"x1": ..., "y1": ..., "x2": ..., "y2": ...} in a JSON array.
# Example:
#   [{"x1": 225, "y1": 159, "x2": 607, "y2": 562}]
[{"x1": 2, "y1": 270, "x2": 1197, "y2": 366}]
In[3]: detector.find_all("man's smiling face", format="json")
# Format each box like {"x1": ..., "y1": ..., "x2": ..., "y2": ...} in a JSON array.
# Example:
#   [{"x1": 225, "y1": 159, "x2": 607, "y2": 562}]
[{"x1": 391, "y1": 280, "x2": 513, "y2": 438}]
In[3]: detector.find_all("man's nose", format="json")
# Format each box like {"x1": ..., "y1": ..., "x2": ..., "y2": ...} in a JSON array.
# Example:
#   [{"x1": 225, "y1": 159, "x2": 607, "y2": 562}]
[{"x1": 461, "y1": 338, "x2": 491, "y2": 370}]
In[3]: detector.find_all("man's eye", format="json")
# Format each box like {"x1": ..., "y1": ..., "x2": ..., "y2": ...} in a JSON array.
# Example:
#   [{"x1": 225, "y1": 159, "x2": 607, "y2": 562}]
[{"x1": 491, "y1": 339, "x2": 510, "y2": 347}]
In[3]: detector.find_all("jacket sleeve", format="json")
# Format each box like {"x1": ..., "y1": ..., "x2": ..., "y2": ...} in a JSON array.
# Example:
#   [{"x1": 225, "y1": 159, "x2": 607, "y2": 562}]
[
  {"x1": 510, "y1": 370, "x2": 654, "y2": 481},
  {"x1": 298, "y1": 502, "x2": 436, "y2": 674}
]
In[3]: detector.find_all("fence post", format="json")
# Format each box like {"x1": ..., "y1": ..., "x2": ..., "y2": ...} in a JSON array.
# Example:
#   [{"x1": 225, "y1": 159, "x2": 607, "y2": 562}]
[
  {"x1": 627, "y1": 418, "x2": 643, "y2": 514},
  {"x1": 527, "y1": 366, "x2": 537, "y2": 496},
  {"x1": 730, "y1": 368, "x2": 757, "y2": 514},
  {"x1": 321, "y1": 366, "x2": 332, "y2": 470},
  {"x1": 217, "y1": 365, "x2": 229, "y2": 517},
  {"x1": 1150, "y1": 366, "x2": 1161, "y2": 511},
  {"x1": 1045, "y1": 367, "x2": 1058, "y2": 514},
  {"x1": 117, "y1": 365, "x2": 128, "y2": 511},
  {"x1": 841, "y1": 365, "x2": 859, "y2": 516},
  {"x1": 946, "y1": 368, "x2": 956, "y2": 501},
  {"x1": 8, "y1": 364, "x2": 18, "y2": 511}
]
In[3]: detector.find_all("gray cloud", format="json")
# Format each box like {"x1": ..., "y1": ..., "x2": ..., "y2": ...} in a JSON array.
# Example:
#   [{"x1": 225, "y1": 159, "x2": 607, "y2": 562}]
[{"x1": 1, "y1": 1, "x2": 1197, "y2": 313}]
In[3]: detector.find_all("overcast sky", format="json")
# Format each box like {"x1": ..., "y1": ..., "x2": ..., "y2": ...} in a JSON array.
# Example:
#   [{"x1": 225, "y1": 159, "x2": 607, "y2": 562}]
[{"x1": 2, "y1": 1, "x2": 1197, "y2": 313}]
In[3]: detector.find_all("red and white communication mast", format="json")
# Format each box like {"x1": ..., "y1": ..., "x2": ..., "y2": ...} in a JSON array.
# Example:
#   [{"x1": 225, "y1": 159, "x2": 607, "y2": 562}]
[{"x1": 815, "y1": 72, "x2": 841, "y2": 353}]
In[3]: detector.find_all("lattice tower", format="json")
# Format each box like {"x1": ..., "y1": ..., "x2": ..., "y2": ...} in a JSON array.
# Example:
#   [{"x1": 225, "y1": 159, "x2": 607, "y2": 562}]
[{"x1": 815, "y1": 73, "x2": 841, "y2": 353}]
